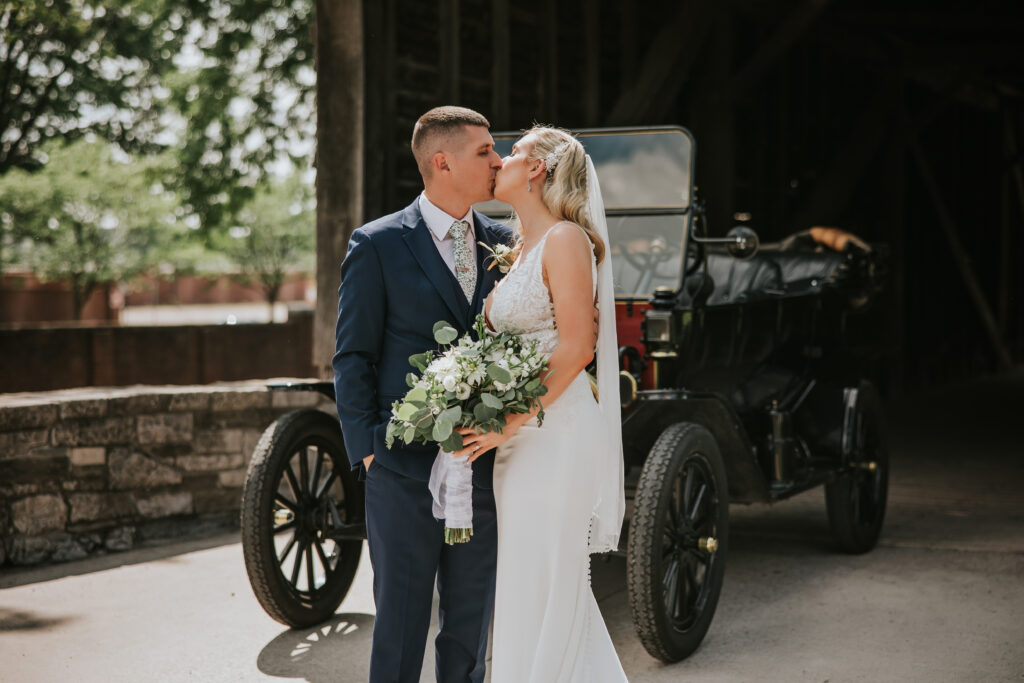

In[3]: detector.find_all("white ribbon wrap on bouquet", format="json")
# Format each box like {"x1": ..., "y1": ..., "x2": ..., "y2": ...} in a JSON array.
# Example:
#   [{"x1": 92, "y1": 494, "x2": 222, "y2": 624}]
[{"x1": 428, "y1": 446, "x2": 474, "y2": 533}]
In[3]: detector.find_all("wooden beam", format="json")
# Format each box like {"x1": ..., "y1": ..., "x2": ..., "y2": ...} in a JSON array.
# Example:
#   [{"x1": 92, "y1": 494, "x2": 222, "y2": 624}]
[
  {"x1": 719, "y1": 0, "x2": 830, "y2": 102},
  {"x1": 910, "y1": 137, "x2": 1014, "y2": 371},
  {"x1": 490, "y1": 0, "x2": 509, "y2": 129},
  {"x1": 313, "y1": 0, "x2": 364, "y2": 379},
  {"x1": 787, "y1": 87, "x2": 890, "y2": 232},
  {"x1": 439, "y1": 0, "x2": 460, "y2": 103},
  {"x1": 583, "y1": 0, "x2": 599, "y2": 126},
  {"x1": 543, "y1": 2, "x2": 558, "y2": 122},
  {"x1": 604, "y1": 0, "x2": 716, "y2": 126}
]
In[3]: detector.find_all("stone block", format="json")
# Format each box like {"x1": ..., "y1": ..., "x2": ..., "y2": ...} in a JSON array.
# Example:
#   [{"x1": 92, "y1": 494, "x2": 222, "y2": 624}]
[
  {"x1": 271, "y1": 390, "x2": 322, "y2": 409},
  {"x1": 209, "y1": 390, "x2": 270, "y2": 412},
  {"x1": 12, "y1": 494, "x2": 67, "y2": 535},
  {"x1": 176, "y1": 453, "x2": 244, "y2": 472},
  {"x1": 137, "y1": 413, "x2": 193, "y2": 445},
  {"x1": 168, "y1": 392, "x2": 210, "y2": 412},
  {"x1": 0, "y1": 429, "x2": 50, "y2": 458},
  {"x1": 8, "y1": 536, "x2": 52, "y2": 565},
  {"x1": 0, "y1": 450, "x2": 68, "y2": 491},
  {"x1": 0, "y1": 403, "x2": 58, "y2": 431},
  {"x1": 104, "y1": 526, "x2": 136, "y2": 551},
  {"x1": 109, "y1": 448, "x2": 182, "y2": 489},
  {"x1": 59, "y1": 399, "x2": 108, "y2": 419},
  {"x1": 52, "y1": 417, "x2": 134, "y2": 447},
  {"x1": 218, "y1": 468, "x2": 248, "y2": 489},
  {"x1": 69, "y1": 492, "x2": 136, "y2": 523},
  {"x1": 49, "y1": 533, "x2": 89, "y2": 562},
  {"x1": 194, "y1": 428, "x2": 243, "y2": 454},
  {"x1": 107, "y1": 394, "x2": 170, "y2": 415},
  {"x1": 69, "y1": 446, "x2": 106, "y2": 467},
  {"x1": 194, "y1": 489, "x2": 242, "y2": 515},
  {"x1": 136, "y1": 491, "x2": 193, "y2": 519},
  {"x1": 241, "y1": 429, "x2": 265, "y2": 463},
  {"x1": 61, "y1": 474, "x2": 107, "y2": 492}
]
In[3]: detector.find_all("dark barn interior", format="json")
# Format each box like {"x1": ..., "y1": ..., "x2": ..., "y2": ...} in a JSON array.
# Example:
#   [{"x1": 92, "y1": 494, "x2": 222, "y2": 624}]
[{"x1": 353, "y1": 0, "x2": 1024, "y2": 395}]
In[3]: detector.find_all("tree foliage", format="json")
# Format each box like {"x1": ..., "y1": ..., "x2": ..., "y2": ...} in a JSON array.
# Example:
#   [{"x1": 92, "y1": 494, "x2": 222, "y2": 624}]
[
  {"x1": 217, "y1": 169, "x2": 314, "y2": 308},
  {"x1": 0, "y1": 138, "x2": 185, "y2": 318},
  {"x1": 0, "y1": 0, "x2": 199, "y2": 175}
]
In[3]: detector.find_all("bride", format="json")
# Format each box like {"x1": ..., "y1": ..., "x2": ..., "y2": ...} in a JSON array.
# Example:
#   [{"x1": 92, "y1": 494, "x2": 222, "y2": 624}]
[{"x1": 454, "y1": 126, "x2": 628, "y2": 682}]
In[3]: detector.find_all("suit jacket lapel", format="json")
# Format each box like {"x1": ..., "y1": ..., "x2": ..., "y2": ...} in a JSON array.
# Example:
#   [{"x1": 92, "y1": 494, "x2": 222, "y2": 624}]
[{"x1": 402, "y1": 201, "x2": 469, "y2": 327}]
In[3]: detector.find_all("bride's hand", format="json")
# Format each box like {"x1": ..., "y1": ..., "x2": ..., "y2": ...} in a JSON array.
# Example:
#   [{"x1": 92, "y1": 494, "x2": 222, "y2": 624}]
[{"x1": 452, "y1": 415, "x2": 527, "y2": 461}]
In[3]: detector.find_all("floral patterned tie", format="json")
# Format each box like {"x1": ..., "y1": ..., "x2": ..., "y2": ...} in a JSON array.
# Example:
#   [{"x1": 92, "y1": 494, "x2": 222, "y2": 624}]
[{"x1": 448, "y1": 220, "x2": 476, "y2": 303}]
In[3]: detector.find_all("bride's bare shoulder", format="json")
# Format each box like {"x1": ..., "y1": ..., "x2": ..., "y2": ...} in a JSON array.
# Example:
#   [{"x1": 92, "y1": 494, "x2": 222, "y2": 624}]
[{"x1": 543, "y1": 221, "x2": 592, "y2": 261}]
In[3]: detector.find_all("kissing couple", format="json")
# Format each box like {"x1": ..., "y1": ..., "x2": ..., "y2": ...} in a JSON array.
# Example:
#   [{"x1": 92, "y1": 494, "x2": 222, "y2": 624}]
[{"x1": 333, "y1": 105, "x2": 627, "y2": 682}]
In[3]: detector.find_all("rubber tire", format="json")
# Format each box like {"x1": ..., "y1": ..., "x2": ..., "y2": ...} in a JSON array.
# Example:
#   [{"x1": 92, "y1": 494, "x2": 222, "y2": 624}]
[
  {"x1": 627, "y1": 422, "x2": 729, "y2": 663},
  {"x1": 826, "y1": 381, "x2": 889, "y2": 554},
  {"x1": 241, "y1": 408, "x2": 363, "y2": 627}
]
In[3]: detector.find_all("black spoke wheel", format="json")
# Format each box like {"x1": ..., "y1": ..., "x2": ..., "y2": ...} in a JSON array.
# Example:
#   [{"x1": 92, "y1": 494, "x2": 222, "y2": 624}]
[
  {"x1": 826, "y1": 381, "x2": 889, "y2": 554},
  {"x1": 627, "y1": 422, "x2": 728, "y2": 662},
  {"x1": 241, "y1": 409, "x2": 363, "y2": 627}
]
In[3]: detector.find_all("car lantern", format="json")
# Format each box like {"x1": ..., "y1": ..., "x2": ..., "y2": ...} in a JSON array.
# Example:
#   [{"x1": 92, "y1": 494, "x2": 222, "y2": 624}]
[{"x1": 643, "y1": 287, "x2": 677, "y2": 358}]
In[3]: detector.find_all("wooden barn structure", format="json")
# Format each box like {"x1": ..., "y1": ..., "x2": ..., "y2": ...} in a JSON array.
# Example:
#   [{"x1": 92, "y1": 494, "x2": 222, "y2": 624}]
[{"x1": 312, "y1": 0, "x2": 1024, "y2": 394}]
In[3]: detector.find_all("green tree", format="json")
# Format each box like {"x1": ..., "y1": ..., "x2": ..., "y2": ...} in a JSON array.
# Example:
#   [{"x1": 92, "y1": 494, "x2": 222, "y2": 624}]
[
  {"x1": 218, "y1": 170, "x2": 314, "y2": 313},
  {"x1": 0, "y1": 138, "x2": 185, "y2": 319},
  {"x1": 166, "y1": 0, "x2": 315, "y2": 233},
  {"x1": 0, "y1": 0, "x2": 201, "y2": 175}
]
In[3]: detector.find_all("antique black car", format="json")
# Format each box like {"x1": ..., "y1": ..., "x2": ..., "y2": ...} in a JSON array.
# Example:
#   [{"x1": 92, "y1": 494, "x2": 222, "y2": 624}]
[{"x1": 240, "y1": 126, "x2": 888, "y2": 663}]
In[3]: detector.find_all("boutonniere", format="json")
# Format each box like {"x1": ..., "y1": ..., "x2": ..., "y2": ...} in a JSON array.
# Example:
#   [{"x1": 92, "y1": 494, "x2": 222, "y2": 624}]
[{"x1": 478, "y1": 241, "x2": 516, "y2": 274}]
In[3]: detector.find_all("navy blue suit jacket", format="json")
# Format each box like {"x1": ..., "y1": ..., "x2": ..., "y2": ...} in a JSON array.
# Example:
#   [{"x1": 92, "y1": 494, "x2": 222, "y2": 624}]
[{"x1": 333, "y1": 198, "x2": 515, "y2": 488}]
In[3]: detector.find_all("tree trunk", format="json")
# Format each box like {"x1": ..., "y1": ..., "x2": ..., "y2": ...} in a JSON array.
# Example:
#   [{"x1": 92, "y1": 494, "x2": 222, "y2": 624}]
[{"x1": 312, "y1": 0, "x2": 364, "y2": 379}]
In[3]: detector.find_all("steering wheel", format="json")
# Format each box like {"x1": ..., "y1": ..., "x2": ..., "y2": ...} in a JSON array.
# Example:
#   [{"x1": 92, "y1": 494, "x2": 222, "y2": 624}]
[{"x1": 620, "y1": 237, "x2": 677, "y2": 293}]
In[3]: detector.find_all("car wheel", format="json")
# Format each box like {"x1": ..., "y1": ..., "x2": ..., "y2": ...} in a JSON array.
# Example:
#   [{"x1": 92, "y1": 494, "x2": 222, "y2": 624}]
[
  {"x1": 826, "y1": 380, "x2": 889, "y2": 554},
  {"x1": 627, "y1": 422, "x2": 728, "y2": 662},
  {"x1": 241, "y1": 408, "x2": 363, "y2": 627}
]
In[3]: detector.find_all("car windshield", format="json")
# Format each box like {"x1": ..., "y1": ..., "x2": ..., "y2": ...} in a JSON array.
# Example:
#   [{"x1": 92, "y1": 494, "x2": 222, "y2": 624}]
[{"x1": 476, "y1": 128, "x2": 693, "y2": 298}]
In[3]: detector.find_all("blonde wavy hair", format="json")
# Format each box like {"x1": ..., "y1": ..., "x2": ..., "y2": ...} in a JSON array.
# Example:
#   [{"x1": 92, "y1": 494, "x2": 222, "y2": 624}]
[{"x1": 512, "y1": 125, "x2": 605, "y2": 265}]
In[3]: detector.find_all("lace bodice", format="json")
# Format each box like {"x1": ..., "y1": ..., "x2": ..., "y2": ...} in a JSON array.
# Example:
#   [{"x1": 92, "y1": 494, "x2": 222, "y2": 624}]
[{"x1": 487, "y1": 223, "x2": 597, "y2": 355}]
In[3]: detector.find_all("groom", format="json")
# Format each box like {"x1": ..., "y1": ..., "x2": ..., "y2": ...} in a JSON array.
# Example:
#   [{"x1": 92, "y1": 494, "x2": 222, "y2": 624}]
[{"x1": 333, "y1": 106, "x2": 512, "y2": 682}]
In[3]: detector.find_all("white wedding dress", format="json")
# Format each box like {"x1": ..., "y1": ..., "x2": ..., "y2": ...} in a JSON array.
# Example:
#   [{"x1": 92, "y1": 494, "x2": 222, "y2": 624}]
[{"x1": 485, "y1": 223, "x2": 628, "y2": 683}]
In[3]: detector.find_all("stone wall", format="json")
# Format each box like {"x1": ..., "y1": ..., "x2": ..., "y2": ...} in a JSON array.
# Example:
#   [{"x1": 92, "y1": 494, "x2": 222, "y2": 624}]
[{"x1": 0, "y1": 382, "x2": 336, "y2": 567}]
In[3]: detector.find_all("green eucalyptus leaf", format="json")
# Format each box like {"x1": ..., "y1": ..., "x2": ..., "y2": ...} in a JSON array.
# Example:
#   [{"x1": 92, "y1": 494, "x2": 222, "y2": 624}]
[
  {"x1": 403, "y1": 425, "x2": 416, "y2": 443},
  {"x1": 486, "y1": 364, "x2": 513, "y2": 384},
  {"x1": 480, "y1": 393, "x2": 503, "y2": 410},
  {"x1": 473, "y1": 402, "x2": 497, "y2": 422},
  {"x1": 406, "y1": 386, "x2": 428, "y2": 404},
  {"x1": 440, "y1": 406, "x2": 462, "y2": 423},
  {"x1": 433, "y1": 321, "x2": 459, "y2": 345},
  {"x1": 432, "y1": 418, "x2": 453, "y2": 442},
  {"x1": 441, "y1": 431, "x2": 464, "y2": 453}
]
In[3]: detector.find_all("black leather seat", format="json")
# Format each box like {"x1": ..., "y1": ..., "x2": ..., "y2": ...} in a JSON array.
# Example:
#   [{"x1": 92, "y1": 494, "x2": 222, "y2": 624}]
[
  {"x1": 765, "y1": 251, "x2": 843, "y2": 293},
  {"x1": 704, "y1": 253, "x2": 783, "y2": 306}
]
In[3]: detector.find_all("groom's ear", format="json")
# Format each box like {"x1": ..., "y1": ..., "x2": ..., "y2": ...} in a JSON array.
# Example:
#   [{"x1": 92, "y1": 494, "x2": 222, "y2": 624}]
[{"x1": 433, "y1": 152, "x2": 452, "y2": 176}]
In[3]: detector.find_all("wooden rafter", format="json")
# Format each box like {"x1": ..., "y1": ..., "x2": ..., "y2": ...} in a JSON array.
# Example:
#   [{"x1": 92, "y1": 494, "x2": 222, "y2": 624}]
[
  {"x1": 604, "y1": 0, "x2": 716, "y2": 126},
  {"x1": 911, "y1": 137, "x2": 1015, "y2": 371}
]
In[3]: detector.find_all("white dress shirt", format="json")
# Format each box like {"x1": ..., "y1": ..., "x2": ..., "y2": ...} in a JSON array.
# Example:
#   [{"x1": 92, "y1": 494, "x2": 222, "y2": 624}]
[{"x1": 418, "y1": 192, "x2": 477, "y2": 276}]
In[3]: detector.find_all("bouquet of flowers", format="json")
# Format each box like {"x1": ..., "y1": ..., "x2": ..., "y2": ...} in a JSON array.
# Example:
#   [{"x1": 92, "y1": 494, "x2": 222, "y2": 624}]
[{"x1": 385, "y1": 314, "x2": 549, "y2": 543}]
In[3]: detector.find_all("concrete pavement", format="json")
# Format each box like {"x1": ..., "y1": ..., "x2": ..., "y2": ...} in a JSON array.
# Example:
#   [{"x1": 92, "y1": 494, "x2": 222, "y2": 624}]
[{"x1": 3, "y1": 374, "x2": 1023, "y2": 682}]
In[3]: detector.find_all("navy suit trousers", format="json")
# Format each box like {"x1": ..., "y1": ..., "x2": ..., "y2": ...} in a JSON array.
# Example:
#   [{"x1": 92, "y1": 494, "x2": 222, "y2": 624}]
[{"x1": 364, "y1": 460, "x2": 497, "y2": 683}]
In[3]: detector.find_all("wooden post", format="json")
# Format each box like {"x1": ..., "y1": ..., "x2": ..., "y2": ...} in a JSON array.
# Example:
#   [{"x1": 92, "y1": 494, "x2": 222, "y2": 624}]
[
  {"x1": 544, "y1": 2, "x2": 558, "y2": 122},
  {"x1": 491, "y1": 0, "x2": 509, "y2": 129},
  {"x1": 313, "y1": 0, "x2": 364, "y2": 380},
  {"x1": 910, "y1": 138, "x2": 1014, "y2": 372},
  {"x1": 440, "y1": 0, "x2": 460, "y2": 103},
  {"x1": 883, "y1": 79, "x2": 907, "y2": 396},
  {"x1": 583, "y1": 1, "x2": 600, "y2": 126}
]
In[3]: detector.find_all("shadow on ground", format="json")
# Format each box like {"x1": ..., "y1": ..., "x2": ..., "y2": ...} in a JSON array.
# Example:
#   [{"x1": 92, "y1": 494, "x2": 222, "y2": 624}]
[{"x1": 257, "y1": 613, "x2": 375, "y2": 682}]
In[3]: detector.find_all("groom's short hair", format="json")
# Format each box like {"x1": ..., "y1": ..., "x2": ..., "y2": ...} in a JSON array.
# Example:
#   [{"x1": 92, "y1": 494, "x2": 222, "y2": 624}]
[{"x1": 412, "y1": 106, "x2": 490, "y2": 178}]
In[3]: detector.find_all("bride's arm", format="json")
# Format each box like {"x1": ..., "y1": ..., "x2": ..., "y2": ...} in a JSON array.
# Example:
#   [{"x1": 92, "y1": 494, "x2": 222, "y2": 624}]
[{"x1": 455, "y1": 222, "x2": 595, "y2": 458}]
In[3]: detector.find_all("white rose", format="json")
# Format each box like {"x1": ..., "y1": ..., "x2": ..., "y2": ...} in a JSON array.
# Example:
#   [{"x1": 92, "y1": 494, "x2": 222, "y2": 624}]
[
  {"x1": 442, "y1": 375, "x2": 458, "y2": 392},
  {"x1": 455, "y1": 383, "x2": 471, "y2": 400}
]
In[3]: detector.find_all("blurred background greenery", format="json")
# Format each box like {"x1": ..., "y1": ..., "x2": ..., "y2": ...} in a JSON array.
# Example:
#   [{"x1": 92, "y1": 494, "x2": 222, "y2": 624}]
[{"x1": 0, "y1": 0, "x2": 316, "y2": 321}]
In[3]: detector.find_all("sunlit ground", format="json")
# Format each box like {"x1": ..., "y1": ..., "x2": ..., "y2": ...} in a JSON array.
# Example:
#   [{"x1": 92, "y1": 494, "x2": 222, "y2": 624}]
[{"x1": 119, "y1": 302, "x2": 295, "y2": 325}]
